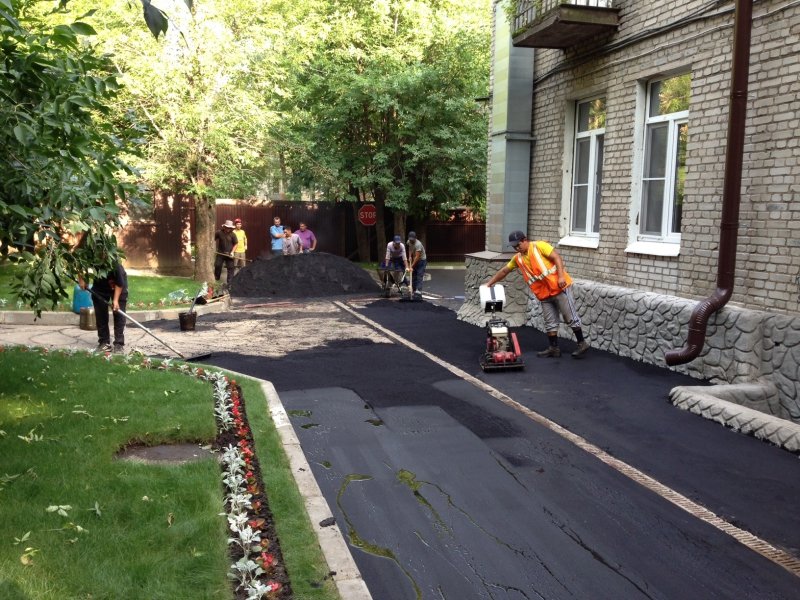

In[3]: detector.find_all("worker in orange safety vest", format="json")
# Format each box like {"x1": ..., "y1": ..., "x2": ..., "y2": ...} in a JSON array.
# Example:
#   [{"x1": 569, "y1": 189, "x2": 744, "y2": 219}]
[{"x1": 485, "y1": 230, "x2": 590, "y2": 359}]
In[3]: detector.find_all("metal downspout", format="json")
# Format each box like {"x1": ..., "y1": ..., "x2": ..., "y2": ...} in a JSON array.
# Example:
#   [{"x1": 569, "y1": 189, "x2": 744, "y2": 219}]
[{"x1": 665, "y1": 0, "x2": 753, "y2": 366}]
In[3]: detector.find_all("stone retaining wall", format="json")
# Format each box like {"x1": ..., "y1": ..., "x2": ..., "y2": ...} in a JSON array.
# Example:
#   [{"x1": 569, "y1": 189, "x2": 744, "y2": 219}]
[{"x1": 459, "y1": 254, "x2": 800, "y2": 429}]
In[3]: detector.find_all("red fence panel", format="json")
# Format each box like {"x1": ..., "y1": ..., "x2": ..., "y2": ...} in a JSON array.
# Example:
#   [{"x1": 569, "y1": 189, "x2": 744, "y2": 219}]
[
  {"x1": 120, "y1": 195, "x2": 485, "y2": 272},
  {"x1": 424, "y1": 222, "x2": 486, "y2": 261}
]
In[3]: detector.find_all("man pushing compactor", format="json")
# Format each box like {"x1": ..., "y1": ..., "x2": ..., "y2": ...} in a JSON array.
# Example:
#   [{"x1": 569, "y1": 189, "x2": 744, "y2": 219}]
[{"x1": 485, "y1": 231, "x2": 589, "y2": 359}]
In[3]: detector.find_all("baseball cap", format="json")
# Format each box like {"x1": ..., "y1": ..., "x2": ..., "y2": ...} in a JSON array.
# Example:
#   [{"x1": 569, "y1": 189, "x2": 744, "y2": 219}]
[
  {"x1": 393, "y1": 235, "x2": 402, "y2": 243},
  {"x1": 407, "y1": 231, "x2": 417, "y2": 240},
  {"x1": 234, "y1": 218, "x2": 242, "y2": 224},
  {"x1": 222, "y1": 220, "x2": 234, "y2": 229},
  {"x1": 508, "y1": 230, "x2": 527, "y2": 247}
]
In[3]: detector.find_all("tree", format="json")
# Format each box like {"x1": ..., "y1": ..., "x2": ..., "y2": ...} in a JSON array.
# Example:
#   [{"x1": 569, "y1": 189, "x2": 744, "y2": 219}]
[
  {"x1": 71, "y1": 0, "x2": 285, "y2": 282},
  {"x1": 276, "y1": 0, "x2": 491, "y2": 257},
  {"x1": 0, "y1": 0, "x2": 145, "y2": 315}
]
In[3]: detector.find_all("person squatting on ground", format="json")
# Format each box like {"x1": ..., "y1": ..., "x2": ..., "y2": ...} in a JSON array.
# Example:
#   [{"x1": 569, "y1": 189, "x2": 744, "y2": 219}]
[
  {"x1": 270, "y1": 216, "x2": 284, "y2": 258},
  {"x1": 485, "y1": 230, "x2": 589, "y2": 359},
  {"x1": 296, "y1": 222, "x2": 317, "y2": 253},
  {"x1": 214, "y1": 220, "x2": 238, "y2": 289},
  {"x1": 383, "y1": 235, "x2": 409, "y2": 271},
  {"x1": 282, "y1": 226, "x2": 303, "y2": 255},
  {"x1": 75, "y1": 234, "x2": 128, "y2": 354},
  {"x1": 232, "y1": 218, "x2": 248, "y2": 275},
  {"x1": 407, "y1": 231, "x2": 427, "y2": 300}
]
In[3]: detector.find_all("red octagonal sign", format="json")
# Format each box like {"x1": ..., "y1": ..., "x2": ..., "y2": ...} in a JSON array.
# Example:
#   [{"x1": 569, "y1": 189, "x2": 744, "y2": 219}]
[{"x1": 358, "y1": 204, "x2": 377, "y2": 226}]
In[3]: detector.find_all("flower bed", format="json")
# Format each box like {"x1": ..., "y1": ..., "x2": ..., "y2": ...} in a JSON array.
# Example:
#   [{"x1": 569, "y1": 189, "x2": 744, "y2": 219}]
[
  {"x1": 132, "y1": 356, "x2": 293, "y2": 599},
  {"x1": 210, "y1": 372, "x2": 291, "y2": 599}
]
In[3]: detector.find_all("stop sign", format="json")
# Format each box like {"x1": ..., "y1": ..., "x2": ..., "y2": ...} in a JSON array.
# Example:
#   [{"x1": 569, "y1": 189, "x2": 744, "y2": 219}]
[{"x1": 358, "y1": 204, "x2": 377, "y2": 226}]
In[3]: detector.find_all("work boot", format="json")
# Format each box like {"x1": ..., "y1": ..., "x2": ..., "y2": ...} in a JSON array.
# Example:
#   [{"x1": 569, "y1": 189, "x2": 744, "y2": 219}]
[
  {"x1": 572, "y1": 341, "x2": 590, "y2": 358},
  {"x1": 537, "y1": 346, "x2": 561, "y2": 358}
]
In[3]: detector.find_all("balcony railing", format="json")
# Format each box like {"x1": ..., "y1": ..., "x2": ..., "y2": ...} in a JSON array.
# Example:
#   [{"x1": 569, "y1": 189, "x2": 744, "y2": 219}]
[{"x1": 512, "y1": 0, "x2": 620, "y2": 49}]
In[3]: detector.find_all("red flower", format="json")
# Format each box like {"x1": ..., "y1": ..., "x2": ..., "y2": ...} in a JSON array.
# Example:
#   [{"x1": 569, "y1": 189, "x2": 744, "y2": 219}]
[
  {"x1": 267, "y1": 581, "x2": 282, "y2": 592},
  {"x1": 259, "y1": 552, "x2": 275, "y2": 568}
]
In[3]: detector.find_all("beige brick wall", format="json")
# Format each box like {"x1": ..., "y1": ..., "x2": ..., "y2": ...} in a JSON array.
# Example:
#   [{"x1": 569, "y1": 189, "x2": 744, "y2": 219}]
[{"x1": 522, "y1": 0, "x2": 800, "y2": 316}]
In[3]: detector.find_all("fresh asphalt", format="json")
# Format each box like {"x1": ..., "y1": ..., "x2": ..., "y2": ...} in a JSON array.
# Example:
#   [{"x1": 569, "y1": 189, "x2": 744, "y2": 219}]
[{"x1": 202, "y1": 270, "x2": 800, "y2": 599}]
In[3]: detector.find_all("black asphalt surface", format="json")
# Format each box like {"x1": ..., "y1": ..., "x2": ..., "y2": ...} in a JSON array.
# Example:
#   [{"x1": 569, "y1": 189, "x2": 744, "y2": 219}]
[{"x1": 203, "y1": 284, "x2": 800, "y2": 599}]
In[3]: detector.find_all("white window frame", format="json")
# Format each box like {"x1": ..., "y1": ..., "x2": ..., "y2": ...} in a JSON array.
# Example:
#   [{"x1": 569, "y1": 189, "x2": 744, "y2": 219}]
[
  {"x1": 560, "y1": 96, "x2": 605, "y2": 249},
  {"x1": 627, "y1": 75, "x2": 688, "y2": 256}
]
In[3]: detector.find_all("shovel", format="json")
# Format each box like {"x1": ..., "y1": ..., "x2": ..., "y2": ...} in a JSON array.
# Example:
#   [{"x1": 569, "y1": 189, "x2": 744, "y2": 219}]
[
  {"x1": 399, "y1": 268, "x2": 414, "y2": 302},
  {"x1": 215, "y1": 251, "x2": 253, "y2": 263}
]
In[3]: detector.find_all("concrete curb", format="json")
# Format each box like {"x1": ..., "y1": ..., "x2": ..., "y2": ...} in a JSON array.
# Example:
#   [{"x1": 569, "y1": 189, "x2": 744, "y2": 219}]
[
  {"x1": 259, "y1": 381, "x2": 372, "y2": 600},
  {"x1": 670, "y1": 387, "x2": 800, "y2": 452},
  {"x1": 0, "y1": 297, "x2": 230, "y2": 326}
]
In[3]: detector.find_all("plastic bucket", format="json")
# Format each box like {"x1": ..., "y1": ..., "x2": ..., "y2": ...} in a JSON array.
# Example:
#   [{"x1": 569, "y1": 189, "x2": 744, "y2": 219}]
[
  {"x1": 72, "y1": 285, "x2": 93, "y2": 314},
  {"x1": 179, "y1": 311, "x2": 196, "y2": 331}
]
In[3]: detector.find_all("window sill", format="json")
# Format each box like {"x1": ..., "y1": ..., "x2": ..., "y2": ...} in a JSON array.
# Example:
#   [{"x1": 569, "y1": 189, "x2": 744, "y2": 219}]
[
  {"x1": 624, "y1": 241, "x2": 680, "y2": 257},
  {"x1": 558, "y1": 235, "x2": 599, "y2": 249}
]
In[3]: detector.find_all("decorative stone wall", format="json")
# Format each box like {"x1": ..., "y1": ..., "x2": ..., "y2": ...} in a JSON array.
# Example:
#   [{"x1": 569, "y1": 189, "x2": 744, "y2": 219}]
[{"x1": 459, "y1": 254, "x2": 800, "y2": 428}]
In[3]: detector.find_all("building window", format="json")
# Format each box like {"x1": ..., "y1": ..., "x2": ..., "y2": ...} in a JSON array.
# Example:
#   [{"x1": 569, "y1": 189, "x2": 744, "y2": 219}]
[
  {"x1": 570, "y1": 97, "x2": 605, "y2": 237},
  {"x1": 639, "y1": 74, "x2": 690, "y2": 243}
]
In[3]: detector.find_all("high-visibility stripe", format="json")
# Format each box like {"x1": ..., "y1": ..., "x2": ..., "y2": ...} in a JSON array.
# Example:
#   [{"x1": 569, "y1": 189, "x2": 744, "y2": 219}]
[{"x1": 515, "y1": 247, "x2": 556, "y2": 284}]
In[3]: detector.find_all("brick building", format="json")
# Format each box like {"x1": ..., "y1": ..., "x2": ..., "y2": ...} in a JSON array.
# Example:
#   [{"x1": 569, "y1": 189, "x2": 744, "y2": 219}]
[{"x1": 459, "y1": 0, "x2": 800, "y2": 433}]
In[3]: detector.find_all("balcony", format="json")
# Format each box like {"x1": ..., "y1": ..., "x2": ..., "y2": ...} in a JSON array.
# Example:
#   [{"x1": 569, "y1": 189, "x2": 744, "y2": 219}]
[{"x1": 512, "y1": 0, "x2": 620, "y2": 49}]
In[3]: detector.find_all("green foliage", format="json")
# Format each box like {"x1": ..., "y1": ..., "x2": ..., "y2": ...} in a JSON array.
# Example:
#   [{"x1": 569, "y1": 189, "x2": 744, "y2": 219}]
[
  {"x1": 0, "y1": 0, "x2": 148, "y2": 315},
  {"x1": 276, "y1": 0, "x2": 491, "y2": 218},
  {"x1": 78, "y1": 0, "x2": 281, "y2": 200}
]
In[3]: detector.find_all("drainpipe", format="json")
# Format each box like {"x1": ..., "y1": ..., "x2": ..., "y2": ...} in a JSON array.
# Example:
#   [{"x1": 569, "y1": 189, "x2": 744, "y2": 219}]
[{"x1": 665, "y1": 0, "x2": 752, "y2": 367}]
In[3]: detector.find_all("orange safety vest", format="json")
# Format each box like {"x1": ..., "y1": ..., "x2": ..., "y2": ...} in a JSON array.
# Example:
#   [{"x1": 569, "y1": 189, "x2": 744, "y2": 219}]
[{"x1": 514, "y1": 242, "x2": 572, "y2": 300}]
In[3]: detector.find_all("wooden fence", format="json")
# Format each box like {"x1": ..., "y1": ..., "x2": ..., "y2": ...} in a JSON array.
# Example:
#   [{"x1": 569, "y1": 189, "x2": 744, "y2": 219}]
[{"x1": 118, "y1": 195, "x2": 485, "y2": 273}]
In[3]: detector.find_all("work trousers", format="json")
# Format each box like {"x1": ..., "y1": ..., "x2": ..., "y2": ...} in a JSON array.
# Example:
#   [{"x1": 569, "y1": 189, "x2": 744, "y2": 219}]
[
  {"x1": 92, "y1": 291, "x2": 127, "y2": 347},
  {"x1": 411, "y1": 260, "x2": 427, "y2": 294},
  {"x1": 214, "y1": 254, "x2": 235, "y2": 284}
]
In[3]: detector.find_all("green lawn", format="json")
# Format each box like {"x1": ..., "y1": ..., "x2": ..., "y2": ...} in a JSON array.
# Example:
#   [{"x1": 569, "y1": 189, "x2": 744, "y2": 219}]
[{"x1": 0, "y1": 347, "x2": 338, "y2": 599}]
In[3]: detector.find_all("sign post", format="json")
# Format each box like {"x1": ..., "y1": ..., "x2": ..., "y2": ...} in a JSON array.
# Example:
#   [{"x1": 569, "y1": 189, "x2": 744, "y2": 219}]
[{"x1": 358, "y1": 204, "x2": 377, "y2": 227}]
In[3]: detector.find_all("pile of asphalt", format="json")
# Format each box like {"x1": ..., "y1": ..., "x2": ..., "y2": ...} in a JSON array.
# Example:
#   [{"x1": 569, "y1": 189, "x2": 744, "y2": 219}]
[{"x1": 230, "y1": 252, "x2": 379, "y2": 298}]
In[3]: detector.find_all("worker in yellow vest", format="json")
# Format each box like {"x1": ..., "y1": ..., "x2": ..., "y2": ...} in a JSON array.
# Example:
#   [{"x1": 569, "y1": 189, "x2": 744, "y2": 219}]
[{"x1": 485, "y1": 230, "x2": 590, "y2": 359}]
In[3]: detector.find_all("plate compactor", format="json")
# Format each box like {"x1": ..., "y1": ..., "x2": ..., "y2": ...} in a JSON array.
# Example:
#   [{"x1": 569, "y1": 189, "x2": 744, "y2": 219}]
[{"x1": 478, "y1": 285, "x2": 524, "y2": 372}]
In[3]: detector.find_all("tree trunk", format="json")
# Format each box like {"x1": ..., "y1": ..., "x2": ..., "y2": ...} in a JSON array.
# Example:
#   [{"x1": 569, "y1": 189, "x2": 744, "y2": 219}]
[
  {"x1": 351, "y1": 186, "x2": 371, "y2": 262},
  {"x1": 194, "y1": 195, "x2": 216, "y2": 284},
  {"x1": 354, "y1": 207, "x2": 371, "y2": 262},
  {"x1": 374, "y1": 189, "x2": 387, "y2": 258},
  {"x1": 393, "y1": 211, "x2": 407, "y2": 239},
  {"x1": 278, "y1": 151, "x2": 287, "y2": 200}
]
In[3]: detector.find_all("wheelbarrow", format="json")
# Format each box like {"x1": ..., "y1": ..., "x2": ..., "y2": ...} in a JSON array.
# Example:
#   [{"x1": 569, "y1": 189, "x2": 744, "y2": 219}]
[{"x1": 377, "y1": 263, "x2": 410, "y2": 299}]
